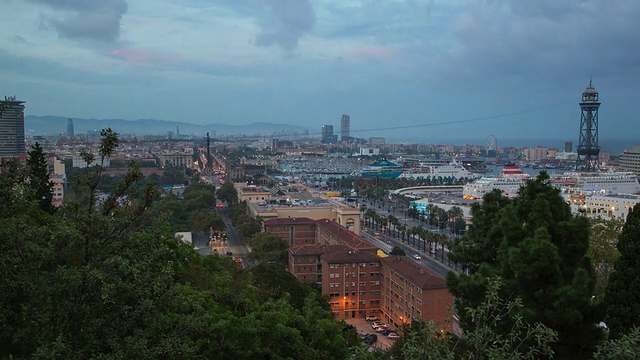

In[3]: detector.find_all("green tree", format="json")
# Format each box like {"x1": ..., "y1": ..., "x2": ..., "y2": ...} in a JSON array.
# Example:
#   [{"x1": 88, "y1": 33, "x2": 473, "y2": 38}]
[
  {"x1": 26, "y1": 142, "x2": 54, "y2": 213},
  {"x1": 593, "y1": 326, "x2": 640, "y2": 360},
  {"x1": 247, "y1": 232, "x2": 289, "y2": 266},
  {"x1": 390, "y1": 246, "x2": 406, "y2": 256},
  {"x1": 604, "y1": 206, "x2": 640, "y2": 339},
  {"x1": 217, "y1": 182, "x2": 238, "y2": 204},
  {"x1": 447, "y1": 173, "x2": 601, "y2": 358},
  {"x1": 389, "y1": 277, "x2": 556, "y2": 360},
  {"x1": 588, "y1": 217, "x2": 624, "y2": 302}
]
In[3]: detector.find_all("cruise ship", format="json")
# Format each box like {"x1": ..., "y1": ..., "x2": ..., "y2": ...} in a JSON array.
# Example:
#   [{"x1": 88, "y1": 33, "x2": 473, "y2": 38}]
[
  {"x1": 355, "y1": 160, "x2": 404, "y2": 180},
  {"x1": 463, "y1": 164, "x2": 530, "y2": 200},
  {"x1": 551, "y1": 171, "x2": 640, "y2": 195},
  {"x1": 398, "y1": 159, "x2": 482, "y2": 181}
]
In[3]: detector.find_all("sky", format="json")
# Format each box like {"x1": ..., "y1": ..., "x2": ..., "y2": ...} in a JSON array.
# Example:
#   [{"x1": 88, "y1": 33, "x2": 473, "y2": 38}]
[{"x1": 2, "y1": 0, "x2": 639, "y2": 151}]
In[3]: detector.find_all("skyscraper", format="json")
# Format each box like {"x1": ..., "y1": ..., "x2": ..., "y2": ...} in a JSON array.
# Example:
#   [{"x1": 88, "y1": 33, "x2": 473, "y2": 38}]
[
  {"x1": 67, "y1": 118, "x2": 74, "y2": 137},
  {"x1": 322, "y1": 124, "x2": 333, "y2": 139},
  {"x1": 0, "y1": 96, "x2": 26, "y2": 157},
  {"x1": 341, "y1": 114, "x2": 350, "y2": 140},
  {"x1": 321, "y1": 125, "x2": 336, "y2": 144}
]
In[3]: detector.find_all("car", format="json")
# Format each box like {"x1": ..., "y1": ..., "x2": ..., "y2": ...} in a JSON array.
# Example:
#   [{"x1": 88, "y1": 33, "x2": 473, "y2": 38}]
[
  {"x1": 374, "y1": 232, "x2": 380, "y2": 236},
  {"x1": 451, "y1": 200, "x2": 459, "y2": 205},
  {"x1": 387, "y1": 333, "x2": 400, "y2": 340},
  {"x1": 374, "y1": 325, "x2": 388, "y2": 332},
  {"x1": 371, "y1": 321, "x2": 384, "y2": 329},
  {"x1": 364, "y1": 334, "x2": 377, "y2": 345},
  {"x1": 380, "y1": 329, "x2": 397, "y2": 336},
  {"x1": 226, "y1": 251, "x2": 233, "y2": 256},
  {"x1": 413, "y1": 253, "x2": 422, "y2": 260},
  {"x1": 365, "y1": 315, "x2": 379, "y2": 321}
]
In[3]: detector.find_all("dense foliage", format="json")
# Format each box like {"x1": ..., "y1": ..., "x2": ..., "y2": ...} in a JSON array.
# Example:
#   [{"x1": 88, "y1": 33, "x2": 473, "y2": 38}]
[
  {"x1": 604, "y1": 206, "x2": 640, "y2": 339},
  {"x1": 0, "y1": 130, "x2": 349, "y2": 359},
  {"x1": 447, "y1": 172, "x2": 602, "y2": 358}
]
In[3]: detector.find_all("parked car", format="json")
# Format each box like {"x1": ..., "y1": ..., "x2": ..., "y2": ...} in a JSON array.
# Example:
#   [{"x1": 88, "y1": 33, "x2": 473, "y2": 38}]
[
  {"x1": 226, "y1": 251, "x2": 233, "y2": 256},
  {"x1": 387, "y1": 333, "x2": 400, "y2": 340},
  {"x1": 413, "y1": 253, "x2": 422, "y2": 260},
  {"x1": 380, "y1": 329, "x2": 397, "y2": 336},
  {"x1": 374, "y1": 325, "x2": 389, "y2": 332},
  {"x1": 364, "y1": 334, "x2": 377, "y2": 344},
  {"x1": 365, "y1": 315, "x2": 379, "y2": 321},
  {"x1": 371, "y1": 321, "x2": 385, "y2": 329}
]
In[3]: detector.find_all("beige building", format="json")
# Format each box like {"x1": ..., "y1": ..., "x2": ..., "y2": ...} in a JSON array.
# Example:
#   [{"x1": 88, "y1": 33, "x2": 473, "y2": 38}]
[
  {"x1": 620, "y1": 145, "x2": 640, "y2": 175},
  {"x1": 522, "y1": 146, "x2": 558, "y2": 161},
  {"x1": 157, "y1": 150, "x2": 193, "y2": 168}
]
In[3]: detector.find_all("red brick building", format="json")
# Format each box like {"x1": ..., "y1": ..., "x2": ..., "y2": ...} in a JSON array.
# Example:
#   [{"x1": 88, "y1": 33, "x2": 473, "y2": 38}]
[
  {"x1": 264, "y1": 217, "x2": 317, "y2": 247},
  {"x1": 321, "y1": 249, "x2": 382, "y2": 319},
  {"x1": 381, "y1": 256, "x2": 453, "y2": 331},
  {"x1": 263, "y1": 216, "x2": 454, "y2": 325}
]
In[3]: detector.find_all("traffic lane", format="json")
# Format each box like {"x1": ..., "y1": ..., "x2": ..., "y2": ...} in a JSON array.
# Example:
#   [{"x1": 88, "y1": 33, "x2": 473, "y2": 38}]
[{"x1": 366, "y1": 231, "x2": 456, "y2": 278}]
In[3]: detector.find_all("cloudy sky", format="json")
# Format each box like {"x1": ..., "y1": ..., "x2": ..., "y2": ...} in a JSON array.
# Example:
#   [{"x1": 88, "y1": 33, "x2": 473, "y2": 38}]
[{"x1": 2, "y1": 0, "x2": 639, "y2": 150}]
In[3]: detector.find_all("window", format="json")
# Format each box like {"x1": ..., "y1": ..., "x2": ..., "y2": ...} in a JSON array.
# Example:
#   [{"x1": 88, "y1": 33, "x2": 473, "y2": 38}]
[{"x1": 370, "y1": 281, "x2": 380, "y2": 286}]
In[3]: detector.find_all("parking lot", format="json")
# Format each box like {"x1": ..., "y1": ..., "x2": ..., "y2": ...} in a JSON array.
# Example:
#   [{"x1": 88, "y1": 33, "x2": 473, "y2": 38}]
[{"x1": 345, "y1": 317, "x2": 397, "y2": 350}]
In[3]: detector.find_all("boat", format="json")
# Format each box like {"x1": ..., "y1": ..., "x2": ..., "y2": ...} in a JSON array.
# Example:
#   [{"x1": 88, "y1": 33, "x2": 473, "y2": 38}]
[
  {"x1": 551, "y1": 170, "x2": 640, "y2": 195},
  {"x1": 398, "y1": 159, "x2": 482, "y2": 181},
  {"x1": 355, "y1": 160, "x2": 403, "y2": 180},
  {"x1": 463, "y1": 164, "x2": 530, "y2": 200}
]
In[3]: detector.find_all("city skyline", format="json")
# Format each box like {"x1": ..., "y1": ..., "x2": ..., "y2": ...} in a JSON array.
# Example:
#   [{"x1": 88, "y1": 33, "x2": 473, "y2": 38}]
[{"x1": 2, "y1": 1, "x2": 640, "y2": 145}]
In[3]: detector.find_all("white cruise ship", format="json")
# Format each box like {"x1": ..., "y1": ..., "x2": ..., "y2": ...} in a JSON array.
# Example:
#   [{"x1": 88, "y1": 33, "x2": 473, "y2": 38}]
[
  {"x1": 552, "y1": 171, "x2": 640, "y2": 195},
  {"x1": 398, "y1": 159, "x2": 481, "y2": 181},
  {"x1": 463, "y1": 164, "x2": 530, "y2": 200}
]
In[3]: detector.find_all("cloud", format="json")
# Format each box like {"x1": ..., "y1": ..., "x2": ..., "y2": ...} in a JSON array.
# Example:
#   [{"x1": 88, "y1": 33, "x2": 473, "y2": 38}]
[
  {"x1": 253, "y1": 0, "x2": 315, "y2": 51},
  {"x1": 28, "y1": 0, "x2": 128, "y2": 42},
  {"x1": 346, "y1": 46, "x2": 395, "y2": 60},
  {"x1": 107, "y1": 47, "x2": 182, "y2": 63}
]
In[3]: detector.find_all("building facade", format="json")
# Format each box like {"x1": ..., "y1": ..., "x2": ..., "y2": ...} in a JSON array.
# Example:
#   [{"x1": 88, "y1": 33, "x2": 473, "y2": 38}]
[
  {"x1": 341, "y1": 114, "x2": 350, "y2": 141},
  {"x1": 381, "y1": 256, "x2": 453, "y2": 331},
  {"x1": 0, "y1": 96, "x2": 25, "y2": 157},
  {"x1": 264, "y1": 217, "x2": 317, "y2": 247},
  {"x1": 620, "y1": 145, "x2": 640, "y2": 175}
]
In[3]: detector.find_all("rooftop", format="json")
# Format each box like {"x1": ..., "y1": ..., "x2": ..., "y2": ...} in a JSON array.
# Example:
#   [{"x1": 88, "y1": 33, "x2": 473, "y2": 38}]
[{"x1": 381, "y1": 256, "x2": 447, "y2": 290}]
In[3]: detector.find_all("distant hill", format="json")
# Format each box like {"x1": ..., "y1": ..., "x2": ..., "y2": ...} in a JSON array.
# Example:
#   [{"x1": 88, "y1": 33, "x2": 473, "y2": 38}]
[{"x1": 25, "y1": 115, "x2": 310, "y2": 138}]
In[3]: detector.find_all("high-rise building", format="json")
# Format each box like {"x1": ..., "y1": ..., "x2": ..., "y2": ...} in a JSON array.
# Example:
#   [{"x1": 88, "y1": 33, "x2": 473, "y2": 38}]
[
  {"x1": 0, "y1": 96, "x2": 26, "y2": 157},
  {"x1": 341, "y1": 114, "x2": 350, "y2": 140},
  {"x1": 322, "y1": 124, "x2": 333, "y2": 139},
  {"x1": 66, "y1": 118, "x2": 74, "y2": 137},
  {"x1": 564, "y1": 141, "x2": 572, "y2": 153}
]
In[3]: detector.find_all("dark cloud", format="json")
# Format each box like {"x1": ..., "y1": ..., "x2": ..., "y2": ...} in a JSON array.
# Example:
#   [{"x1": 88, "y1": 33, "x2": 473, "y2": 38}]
[
  {"x1": 28, "y1": 0, "x2": 127, "y2": 42},
  {"x1": 433, "y1": 0, "x2": 640, "y2": 83},
  {"x1": 253, "y1": 0, "x2": 315, "y2": 51}
]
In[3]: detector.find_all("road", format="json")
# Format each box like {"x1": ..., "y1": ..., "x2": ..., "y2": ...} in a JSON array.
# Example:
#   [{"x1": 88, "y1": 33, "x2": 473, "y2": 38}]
[
  {"x1": 361, "y1": 230, "x2": 458, "y2": 278},
  {"x1": 213, "y1": 206, "x2": 252, "y2": 267}
]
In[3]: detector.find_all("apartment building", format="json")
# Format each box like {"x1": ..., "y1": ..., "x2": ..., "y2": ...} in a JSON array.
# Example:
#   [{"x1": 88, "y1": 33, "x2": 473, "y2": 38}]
[
  {"x1": 321, "y1": 249, "x2": 382, "y2": 319},
  {"x1": 264, "y1": 217, "x2": 317, "y2": 247},
  {"x1": 381, "y1": 256, "x2": 453, "y2": 331},
  {"x1": 265, "y1": 216, "x2": 454, "y2": 324}
]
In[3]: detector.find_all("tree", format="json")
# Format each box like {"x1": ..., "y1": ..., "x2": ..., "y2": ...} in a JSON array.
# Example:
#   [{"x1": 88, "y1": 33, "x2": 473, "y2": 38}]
[
  {"x1": 26, "y1": 142, "x2": 55, "y2": 213},
  {"x1": 390, "y1": 246, "x2": 406, "y2": 256},
  {"x1": 588, "y1": 217, "x2": 624, "y2": 303},
  {"x1": 217, "y1": 182, "x2": 238, "y2": 204},
  {"x1": 593, "y1": 326, "x2": 640, "y2": 360},
  {"x1": 447, "y1": 173, "x2": 601, "y2": 358},
  {"x1": 247, "y1": 232, "x2": 289, "y2": 266},
  {"x1": 604, "y1": 206, "x2": 640, "y2": 339},
  {"x1": 388, "y1": 277, "x2": 557, "y2": 360}
]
